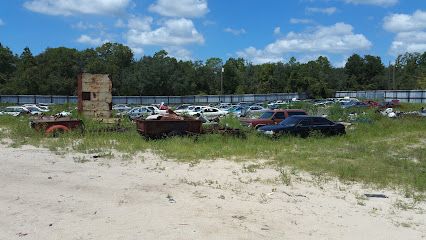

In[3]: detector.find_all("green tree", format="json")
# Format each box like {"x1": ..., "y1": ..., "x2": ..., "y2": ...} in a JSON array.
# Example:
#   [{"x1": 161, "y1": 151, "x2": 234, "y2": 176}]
[{"x1": 0, "y1": 43, "x2": 17, "y2": 92}]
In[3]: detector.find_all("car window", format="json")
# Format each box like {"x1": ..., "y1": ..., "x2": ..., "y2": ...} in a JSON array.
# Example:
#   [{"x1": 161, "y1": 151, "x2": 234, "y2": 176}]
[
  {"x1": 288, "y1": 111, "x2": 306, "y2": 116},
  {"x1": 274, "y1": 112, "x2": 286, "y2": 119},
  {"x1": 260, "y1": 112, "x2": 274, "y2": 119},
  {"x1": 313, "y1": 117, "x2": 333, "y2": 125},
  {"x1": 279, "y1": 117, "x2": 301, "y2": 126},
  {"x1": 298, "y1": 119, "x2": 311, "y2": 126}
]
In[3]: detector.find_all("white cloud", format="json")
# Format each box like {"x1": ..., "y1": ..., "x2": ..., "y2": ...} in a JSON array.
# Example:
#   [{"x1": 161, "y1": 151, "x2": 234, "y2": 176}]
[
  {"x1": 23, "y1": 0, "x2": 131, "y2": 16},
  {"x1": 266, "y1": 23, "x2": 371, "y2": 54},
  {"x1": 306, "y1": 7, "x2": 337, "y2": 15},
  {"x1": 383, "y1": 10, "x2": 426, "y2": 33},
  {"x1": 126, "y1": 18, "x2": 204, "y2": 46},
  {"x1": 0, "y1": 19, "x2": 4, "y2": 26},
  {"x1": 273, "y1": 27, "x2": 281, "y2": 35},
  {"x1": 71, "y1": 21, "x2": 105, "y2": 30},
  {"x1": 344, "y1": 0, "x2": 398, "y2": 7},
  {"x1": 76, "y1": 34, "x2": 108, "y2": 46},
  {"x1": 202, "y1": 20, "x2": 215, "y2": 26},
  {"x1": 384, "y1": 10, "x2": 426, "y2": 55},
  {"x1": 165, "y1": 47, "x2": 193, "y2": 60},
  {"x1": 128, "y1": 16, "x2": 153, "y2": 31},
  {"x1": 389, "y1": 31, "x2": 426, "y2": 55},
  {"x1": 237, "y1": 47, "x2": 284, "y2": 64},
  {"x1": 224, "y1": 27, "x2": 246, "y2": 36},
  {"x1": 131, "y1": 47, "x2": 144, "y2": 55},
  {"x1": 334, "y1": 57, "x2": 349, "y2": 68},
  {"x1": 115, "y1": 19, "x2": 126, "y2": 28},
  {"x1": 237, "y1": 22, "x2": 372, "y2": 64},
  {"x1": 149, "y1": 0, "x2": 208, "y2": 18},
  {"x1": 290, "y1": 18, "x2": 314, "y2": 24}
]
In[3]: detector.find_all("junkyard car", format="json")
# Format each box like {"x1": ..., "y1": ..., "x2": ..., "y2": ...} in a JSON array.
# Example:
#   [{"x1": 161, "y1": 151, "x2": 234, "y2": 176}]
[
  {"x1": 258, "y1": 116, "x2": 345, "y2": 137},
  {"x1": 0, "y1": 106, "x2": 30, "y2": 116},
  {"x1": 189, "y1": 107, "x2": 227, "y2": 120},
  {"x1": 112, "y1": 104, "x2": 131, "y2": 112},
  {"x1": 241, "y1": 109, "x2": 307, "y2": 129},
  {"x1": 127, "y1": 107, "x2": 153, "y2": 120}
]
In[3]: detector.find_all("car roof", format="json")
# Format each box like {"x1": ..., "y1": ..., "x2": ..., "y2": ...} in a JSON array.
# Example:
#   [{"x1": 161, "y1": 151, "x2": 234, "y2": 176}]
[
  {"x1": 269, "y1": 109, "x2": 306, "y2": 112},
  {"x1": 287, "y1": 115, "x2": 326, "y2": 119}
]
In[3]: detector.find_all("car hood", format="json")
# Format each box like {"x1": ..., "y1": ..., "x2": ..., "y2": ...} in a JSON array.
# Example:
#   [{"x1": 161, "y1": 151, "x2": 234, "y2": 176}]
[{"x1": 258, "y1": 124, "x2": 292, "y2": 131}]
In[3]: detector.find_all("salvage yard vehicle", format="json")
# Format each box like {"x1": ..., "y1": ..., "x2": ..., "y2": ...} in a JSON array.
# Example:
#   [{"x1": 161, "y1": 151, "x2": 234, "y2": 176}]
[
  {"x1": 135, "y1": 113, "x2": 202, "y2": 138},
  {"x1": 30, "y1": 116, "x2": 83, "y2": 136},
  {"x1": 245, "y1": 105, "x2": 267, "y2": 115},
  {"x1": 0, "y1": 106, "x2": 30, "y2": 116},
  {"x1": 341, "y1": 101, "x2": 369, "y2": 109},
  {"x1": 147, "y1": 105, "x2": 167, "y2": 114},
  {"x1": 189, "y1": 107, "x2": 227, "y2": 120},
  {"x1": 24, "y1": 105, "x2": 47, "y2": 115},
  {"x1": 127, "y1": 106, "x2": 153, "y2": 120},
  {"x1": 22, "y1": 104, "x2": 50, "y2": 112},
  {"x1": 241, "y1": 109, "x2": 307, "y2": 129},
  {"x1": 175, "y1": 104, "x2": 192, "y2": 111},
  {"x1": 258, "y1": 116, "x2": 346, "y2": 137},
  {"x1": 227, "y1": 106, "x2": 246, "y2": 117},
  {"x1": 112, "y1": 104, "x2": 131, "y2": 112}
]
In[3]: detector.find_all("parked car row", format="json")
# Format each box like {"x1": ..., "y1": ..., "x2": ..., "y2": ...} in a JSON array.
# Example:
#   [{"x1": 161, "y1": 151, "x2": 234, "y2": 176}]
[{"x1": 0, "y1": 104, "x2": 50, "y2": 116}]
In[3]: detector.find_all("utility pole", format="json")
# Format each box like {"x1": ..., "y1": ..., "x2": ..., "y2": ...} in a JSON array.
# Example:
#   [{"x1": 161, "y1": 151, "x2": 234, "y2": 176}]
[
  {"x1": 388, "y1": 61, "x2": 391, "y2": 90},
  {"x1": 393, "y1": 59, "x2": 396, "y2": 90},
  {"x1": 220, "y1": 67, "x2": 224, "y2": 95}
]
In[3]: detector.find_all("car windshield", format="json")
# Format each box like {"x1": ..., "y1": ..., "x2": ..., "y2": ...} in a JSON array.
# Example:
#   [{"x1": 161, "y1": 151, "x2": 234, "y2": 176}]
[
  {"x1": 279, "y1": 117, "x2": 302, "y2": 126},
  {"x1": 259, "y1": 112, "x2": 274, "y2": 119}
]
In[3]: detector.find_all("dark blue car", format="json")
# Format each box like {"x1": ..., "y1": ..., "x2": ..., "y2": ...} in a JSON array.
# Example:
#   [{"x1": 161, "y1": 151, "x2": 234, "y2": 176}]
[{"x1": 258, "y1": 116, "x2": 346, "y2": 137}]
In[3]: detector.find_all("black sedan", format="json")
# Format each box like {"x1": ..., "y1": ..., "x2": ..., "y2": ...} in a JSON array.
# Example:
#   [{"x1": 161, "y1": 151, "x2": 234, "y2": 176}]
[{"x1": 257, "y1": 116, "x2": 346, "y2": 137}]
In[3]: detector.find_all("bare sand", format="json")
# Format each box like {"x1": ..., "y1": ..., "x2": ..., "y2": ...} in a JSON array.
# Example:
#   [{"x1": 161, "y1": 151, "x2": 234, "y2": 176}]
[{"x1": 0, "y1": 142, "x2": 425, "y2": 240}]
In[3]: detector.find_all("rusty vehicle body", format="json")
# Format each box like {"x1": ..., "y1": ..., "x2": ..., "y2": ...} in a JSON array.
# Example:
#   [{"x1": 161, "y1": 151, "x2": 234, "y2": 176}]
[
  {"x1": 135, "y1": 118, "x2": 202, "y2": 138},
  {"x1": 30, "y1": 116, "x2": 83, "y2": 136}
]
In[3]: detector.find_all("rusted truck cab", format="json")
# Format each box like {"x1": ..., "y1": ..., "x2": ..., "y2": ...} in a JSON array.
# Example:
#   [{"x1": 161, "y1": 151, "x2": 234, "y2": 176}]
[{"x1": 241, "y1": 109, "x2": 307, "y2": 129}]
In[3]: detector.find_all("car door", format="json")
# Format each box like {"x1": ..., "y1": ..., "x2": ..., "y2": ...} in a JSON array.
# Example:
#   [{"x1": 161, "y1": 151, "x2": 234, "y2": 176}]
[
  {"x1": 202, "y1": 108, "x2": 214, "y2": 118},
  {"x1": 210, "y1": 108, "x2": 220, "y2": 118},
  {"x1": 273, "y1": 112, "x2": 286, "y2": 124},
  {"x1": 312, "y1": 117, "x2": 334, "y2": 135},
  {"x1": 295, "y1": 119, "x2": 312, "y2": 137}
]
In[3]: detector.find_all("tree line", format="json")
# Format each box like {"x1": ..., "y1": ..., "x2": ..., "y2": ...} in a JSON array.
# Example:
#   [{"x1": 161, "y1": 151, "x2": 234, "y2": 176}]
[{"x1": 1, "y1": 42, "x2": 425, "y2": 98}]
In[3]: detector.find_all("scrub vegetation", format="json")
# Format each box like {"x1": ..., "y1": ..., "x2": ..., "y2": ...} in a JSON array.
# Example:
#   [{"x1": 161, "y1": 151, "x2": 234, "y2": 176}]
[{"x1": 0, "y1": 103, "x2": 425, "y2": 194}]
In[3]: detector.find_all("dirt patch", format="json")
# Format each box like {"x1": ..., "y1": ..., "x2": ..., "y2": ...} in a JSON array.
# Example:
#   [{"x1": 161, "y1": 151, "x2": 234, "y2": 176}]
[{"x1": 0, "y1": 143, "x2": 425, "y2": 240}]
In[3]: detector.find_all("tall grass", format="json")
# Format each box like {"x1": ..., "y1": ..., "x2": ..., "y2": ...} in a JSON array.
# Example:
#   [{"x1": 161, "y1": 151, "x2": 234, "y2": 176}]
[{"x1": 0, "y1": 103, "x2": 425, "y2": 192}]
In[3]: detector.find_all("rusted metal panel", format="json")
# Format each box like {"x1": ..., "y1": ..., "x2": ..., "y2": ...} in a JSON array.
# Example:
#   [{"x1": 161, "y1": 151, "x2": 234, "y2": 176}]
[
  {"x1": 77, "y1": 73, "x2": 112, "y2": 118},
  {"x1": 30, "y1": 117, "x2": 83, "y2": 132},
  {"x1": 136, "y1": 119, "x2": 202, "y2": 138}
]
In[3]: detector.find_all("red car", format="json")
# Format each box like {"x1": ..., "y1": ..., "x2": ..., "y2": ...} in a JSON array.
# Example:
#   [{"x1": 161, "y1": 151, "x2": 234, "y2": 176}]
[{"x1": 241, "y1": 109, "x2": 307, "y2": 129}]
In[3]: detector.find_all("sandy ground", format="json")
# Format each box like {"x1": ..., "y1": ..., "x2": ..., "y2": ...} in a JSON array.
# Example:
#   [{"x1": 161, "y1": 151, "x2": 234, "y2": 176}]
[{"x1": 0, "y1": 142, "x2": 425, "y2": 240}]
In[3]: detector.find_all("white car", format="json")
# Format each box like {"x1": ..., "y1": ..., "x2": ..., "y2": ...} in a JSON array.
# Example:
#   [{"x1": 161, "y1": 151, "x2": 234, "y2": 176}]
[
  {"x1": 23, "y1": 105, "x2": 48, "y2": 115},
  {"x1": 189, "y1": 107, "x2": 227, "y2": 120},
  {"x1": 127, "y1": 107, "x2": 154, "y2": 120},
  {"x1": 218, "y1": 103, "x2": 232, "y2": 110},
  {"x1": 147, "y1": 105, "x2": 167, "y2": 114},
  {"x1": 0, "y1": 106, "x2": 30, "y2": 116},
  {"x1": 176, "y1": 105, "x2": 207, "y2": 115},
  {"x1": 22, "y1": 104, "x2": 50, "y2": 112},
  {"x1": 112, "y1": 104, "x2": 131, "y2": 112},
  {"x1": 245, "y1": 105, "x2": 267, "y2": 114}
]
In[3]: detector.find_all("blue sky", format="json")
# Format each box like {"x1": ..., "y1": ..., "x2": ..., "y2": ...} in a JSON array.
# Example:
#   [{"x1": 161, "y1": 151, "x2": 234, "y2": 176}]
[{"x1": 0, "y1": 0, "x2": 425, "y2": 66}]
